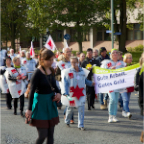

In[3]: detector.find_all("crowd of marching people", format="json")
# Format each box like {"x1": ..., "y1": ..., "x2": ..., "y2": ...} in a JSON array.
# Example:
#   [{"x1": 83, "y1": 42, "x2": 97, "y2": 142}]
[{"x1": 0, "y1": 47, "x2": 143, "y2": 144}]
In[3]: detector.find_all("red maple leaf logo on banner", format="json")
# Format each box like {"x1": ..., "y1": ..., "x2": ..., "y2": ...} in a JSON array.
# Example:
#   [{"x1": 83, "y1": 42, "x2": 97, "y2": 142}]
[
  {"x1": 70, "y1": 85, "x2": 84, "y2": 100},
  {"x1": 11, "y1": 69, "x2": 17, "y2": 74},
  {"x1": 24, "y1": 60, "x2": 27, "y2": 64},
  {"x1": 107, "y1": 62, "x2": 112, "y2": 68},
  {"x1": 18, "y1": 90, "x2": 21, "y2": 95},
  {"x1": 68, "y1": 73, "x2": 73, "y2": 79},
  {"x1": 61, "y1": 64, "x2": 65, "y2": 69},
  {"x1": 69, "y1": 100, "x2": 76, "y2": 107},
  {"x1": 47, "y1": 40, "x2": 53, "y2": 49}
]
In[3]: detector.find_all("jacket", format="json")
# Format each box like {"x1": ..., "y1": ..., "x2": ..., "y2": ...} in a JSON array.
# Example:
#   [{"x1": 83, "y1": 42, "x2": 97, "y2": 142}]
[
  {"x1": 61, "y1": 67, "x2": 93, "y2": 107},
  {"x1": 134, "y1": 68, "x2": 141, "y2": 91},
  {"x1": 22, "y1": 58, "x2": 36, "y2": 72},
  {"x1": 0, "y1": 66, "x2": 9, "y2": 93},
  {"x1": 55, "y1": 58, "x2": 71, "y2": 81},
  {"x1": 5, "y1": 66, "x2": 28, "y2": 98},
  {"x1": 81, "y1": 57, "x2": 100, "y2": 81},
  {"x1": 139, "y1": 71, "x2": 143, "y2": 115},
  {"x1": 96, "y1": 54, "x2": 110, "y2": 64}
]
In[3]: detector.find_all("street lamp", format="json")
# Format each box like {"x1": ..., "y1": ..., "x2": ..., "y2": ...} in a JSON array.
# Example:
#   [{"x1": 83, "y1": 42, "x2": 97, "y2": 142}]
[{"x1": 111, "y1": 0, "x2": 114, "y2": 49}]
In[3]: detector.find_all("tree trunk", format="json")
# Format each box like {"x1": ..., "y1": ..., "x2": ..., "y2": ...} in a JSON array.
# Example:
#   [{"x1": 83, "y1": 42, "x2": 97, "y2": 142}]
[
  {"x1": 11, "y1": 22, "x2": 15, "y2": 51},
  {"x1": 76, "y1": 21, "x2": 83, "y2": 52},
  {"x1": 77, "y1": 30, "x2": 83, "y2": 52},
  {"x1": 119, "y1": 0, "x2": 127, "y2": 52},
  {"x1": 114, "y1": 9, "x2": 120, "y2": 42},
  {"x1": 11, "y1": 37, "x2": 15, "y2": 51},
  {"x1": 6, "y1": 37, "x2": 7, "y2": 48}
]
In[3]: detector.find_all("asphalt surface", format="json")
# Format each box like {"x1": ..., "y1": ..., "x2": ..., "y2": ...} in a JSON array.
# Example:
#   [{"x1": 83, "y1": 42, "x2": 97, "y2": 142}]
[{"x1": 1, "y1": 92, "x2": 143, "y2": 144}]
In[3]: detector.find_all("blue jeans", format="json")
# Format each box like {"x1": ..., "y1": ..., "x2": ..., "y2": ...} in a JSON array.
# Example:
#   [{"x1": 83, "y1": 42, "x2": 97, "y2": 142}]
[
  {"x1": 108, "y1": 92, "x2": 119, "y2": 116},
  {"x1": 121, "y1": 92, "x2": 131, "y2": 112},
  {"x1": 99, "y1": 93, "x2": 109, "y2": 105},
  {"x1": 64, "y1": 106, "x2": 74, "y2": 120},
  {"x1": 65, "y1": 105, "x2": 85, "y2": 128},
  {"x1": 119, "y1": 94, "x2": 123, "y2": 108}
]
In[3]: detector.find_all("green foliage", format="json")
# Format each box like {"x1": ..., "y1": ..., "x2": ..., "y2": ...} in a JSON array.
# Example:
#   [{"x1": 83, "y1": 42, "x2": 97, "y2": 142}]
[
  {"x1": 131, "y1": 52, "x2": 142, "y2": 64},
  {"x1": 127, "y1": 45, "x2": 144, "y2": 52},
  {"x1": 26, "y1": 0, "x2": 110, "y2": 52},
  {"x1": 126, "y1": 24, "x2": 134, "y2": 30},
  {"x1": 134, "y1": 45, "x2": 144, "y2": 52},
  {"x1": 1, "y1": 0, "x2": 28, "y2": 47}
]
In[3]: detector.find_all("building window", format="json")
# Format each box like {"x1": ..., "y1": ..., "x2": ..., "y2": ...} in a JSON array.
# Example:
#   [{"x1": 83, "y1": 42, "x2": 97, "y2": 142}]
[
  {"x1": 127, "y1": 30, "x2": 134, "y2": 40},
  {"x1": 83, "y1": 31, "x2": 90, "y2": 41},
  {"x1": 127, "y1": 24, "x2": 142, "y2": 40},
  {"x1": 134, "y1": 30, "x2": 142, "y2": 40},
  {"x1": 70, "y1": 30, "x2": 90, "y2": 42},
  {"x1": 134, "y1": 24, "x2": 142, "y2": 40},
  {"x1": 104, "y1": 32, "x2": 111, "y2": 41},
  {"x1": 97, "y1": 31, "x2": 103, "y2": 41},
  {"x1": 70, "y1": 29, "x2": 77, "y2": 42},
  {"x1": 51, "y1": 30, "x2": 63, "y2": 42}
]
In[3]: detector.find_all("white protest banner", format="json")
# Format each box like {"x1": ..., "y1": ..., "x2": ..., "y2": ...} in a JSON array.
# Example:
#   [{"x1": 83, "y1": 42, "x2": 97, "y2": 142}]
[{"x1": 93, "y1": 63, "x2": 140, "y2": 94}]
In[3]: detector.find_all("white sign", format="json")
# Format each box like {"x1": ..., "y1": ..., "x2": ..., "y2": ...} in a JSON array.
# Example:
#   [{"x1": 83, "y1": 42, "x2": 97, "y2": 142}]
[{"x1": 93, "y1": 64, "x2": 140, "y2": 94}]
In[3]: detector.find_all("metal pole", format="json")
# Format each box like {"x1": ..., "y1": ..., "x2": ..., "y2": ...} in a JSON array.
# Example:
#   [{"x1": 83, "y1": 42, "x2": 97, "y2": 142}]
[{"x1": 111, "y1": 0, "x2": 114, "y2": 49}]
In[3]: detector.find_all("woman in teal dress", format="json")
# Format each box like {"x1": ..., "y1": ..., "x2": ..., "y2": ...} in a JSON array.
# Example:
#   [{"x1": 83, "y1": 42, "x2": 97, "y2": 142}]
[{"x1": 25, "y1": 48, "x2": 61, "y2": 144}]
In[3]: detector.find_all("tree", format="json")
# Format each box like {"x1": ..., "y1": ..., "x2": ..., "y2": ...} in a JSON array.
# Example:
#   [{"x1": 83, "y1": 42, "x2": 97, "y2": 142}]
[
  {"x1": 26, "y1": 0, "x2": 109, "y2": 52},
  {"x1": 113, "y1": 0, "x2": 143, "y2": 52},
  {"x1": 1, "y1": 0, "x2": 30, "y2": 51},
  {"x1": 96, "y1": 0, "x2": 143, "y2": 52}
]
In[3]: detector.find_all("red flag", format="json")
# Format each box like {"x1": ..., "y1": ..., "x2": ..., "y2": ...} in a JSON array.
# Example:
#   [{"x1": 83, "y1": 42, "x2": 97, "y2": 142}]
[
  {"x1": 30, "y1": 41, "x2": 35, "y2": 57},
  {"x1": 44, "y1": 35, "x2": 56, "y2": 51}
]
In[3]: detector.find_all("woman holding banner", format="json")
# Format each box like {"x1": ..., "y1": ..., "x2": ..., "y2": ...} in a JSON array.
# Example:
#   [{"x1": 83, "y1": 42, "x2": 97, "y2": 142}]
[
  {"x1": 101, "y1": 49, "x2": 125, "y2": 123},
  {"x1": 121, "y1": 53, "x2": 134, "y2": 119}
]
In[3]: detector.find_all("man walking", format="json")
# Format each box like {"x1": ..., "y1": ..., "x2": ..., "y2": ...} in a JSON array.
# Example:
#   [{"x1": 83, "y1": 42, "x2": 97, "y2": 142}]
[
  {"x1": 96, "y1": 47, "x2": 110, "y2": 110},
  {"x1": 82, "y1": 48, "x2": 100, "y2": 110}
]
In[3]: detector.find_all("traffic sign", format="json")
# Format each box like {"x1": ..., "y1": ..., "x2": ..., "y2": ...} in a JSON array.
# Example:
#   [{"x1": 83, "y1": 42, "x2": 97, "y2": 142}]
[
  {"x1": 106, "y1": 30, "x2": 112, "y2": 33},
  {"x1": 64, "y1": 34, "x2": 71, "y2": 40},
  {"x1": 114, "y1": 32, "x2": 121, "y2": 35}
]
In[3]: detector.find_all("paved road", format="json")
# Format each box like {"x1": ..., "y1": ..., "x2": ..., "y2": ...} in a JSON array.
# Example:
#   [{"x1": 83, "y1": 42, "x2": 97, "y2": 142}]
[{"x1": 1, "y1": 92, "x2": 143, "y2": 144}]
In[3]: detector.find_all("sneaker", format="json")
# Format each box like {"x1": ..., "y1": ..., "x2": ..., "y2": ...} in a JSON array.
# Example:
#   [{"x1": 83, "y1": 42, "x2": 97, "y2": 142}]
[
  {"x1": 113, "y1": 116, "x2": 119, "y2": 122},
  {"x1": 79, "y1": 127, "x2": 85, "y2": 131},
  {"x1": 66, "y1": 124, "x2": 70, "y2": 128},
  {"x1": 70, "y1": 120, "x2": 74, "y2": 124},
  {"x1": 122, "y1": 111, "x2": 127, "y2": 117},
  {"x1": 127, "y1": 112, "x2": 132, "y2": 119},
  {"x1": 108, "y1": 115, "x2": 113, "y2": 123},
  {"x1": 100, "y1": 105, "x2": 107, "y2": 110}
]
